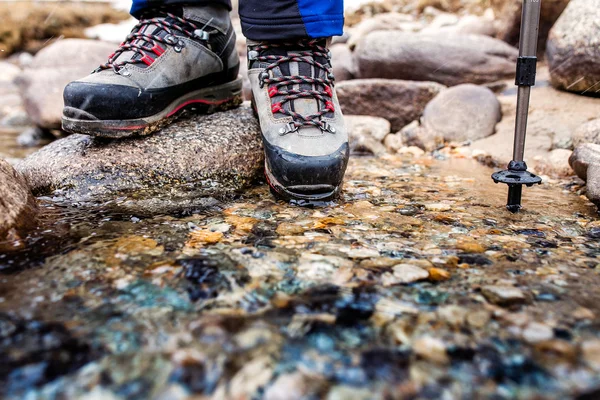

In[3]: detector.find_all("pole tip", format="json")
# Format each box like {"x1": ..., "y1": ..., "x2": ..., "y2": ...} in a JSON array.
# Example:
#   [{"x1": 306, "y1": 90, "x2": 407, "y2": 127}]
[{"x1": 506, "y1": 204, "x2": 522, "y2": 213}]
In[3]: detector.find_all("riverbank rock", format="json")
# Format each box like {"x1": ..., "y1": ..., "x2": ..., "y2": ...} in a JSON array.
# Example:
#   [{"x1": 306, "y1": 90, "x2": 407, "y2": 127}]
[
  {"x1": 15, "y1": 39, "x2": 115, "y2": 129},
  {"x1": 421, "y1": 11, "x2": 496, "y2": 37},
  {"x1": 355, "y1": 31, "x2": 518, "y2": 86},
  {"x1": 491, "y1": 0, "x2": 570, "y2": 52},
  {"x1": 330, "y1": 44, "x2": 356, "y2": 82},
  {"x1": 547, "y1": 0, "x2": 600, "y2": 95},
  {"x1": 422, "y1": 84, "x2": 501, "y2": 144},
  {"x1": 337, "y1": 79, "x2": 445, "y2": 132},
  {"x1": 16, "y1": 106, "x2": 263, "y2": 215},
  {"x1": 569, "y1": 143, "x2": 600, "y2": 207},
  {"x1": 346, "y1": 115, "x2": 390, "y2": 155},
  {"x1": 347, "y1": 12, "x2": 420, "y2": 50},
  {"x1": 471, "y1": 66, "x2": 600, "y2": 166},
  {"x1": 0, "y1": 159, "x2": 37, "y2": 239},
  {"x1": 573, "y1": 119, "x2": 600, "y2": 148},
  {"x1": 0, "y1": 62, "x2": 26, "y2": 126}
]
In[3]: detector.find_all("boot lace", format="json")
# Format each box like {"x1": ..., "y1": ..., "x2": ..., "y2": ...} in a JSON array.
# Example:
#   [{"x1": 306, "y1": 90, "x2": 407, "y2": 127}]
[
  {"x1": 249, "y1": 40, "x2": 336, "y2": 134},
  {"x1": 96, "y1": 9, "x2": 210, "y2": 74}
]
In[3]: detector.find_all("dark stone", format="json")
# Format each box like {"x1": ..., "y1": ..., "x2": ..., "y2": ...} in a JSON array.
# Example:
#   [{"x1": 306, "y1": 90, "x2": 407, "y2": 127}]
[{"x1": 458, "y1": 254, "x2": 492, "y2": 266}]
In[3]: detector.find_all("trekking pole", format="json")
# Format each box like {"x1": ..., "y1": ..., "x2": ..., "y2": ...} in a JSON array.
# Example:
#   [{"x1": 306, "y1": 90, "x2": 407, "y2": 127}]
[{"x1": 492, "y1": 0, "x2": 543, "y2": 213}]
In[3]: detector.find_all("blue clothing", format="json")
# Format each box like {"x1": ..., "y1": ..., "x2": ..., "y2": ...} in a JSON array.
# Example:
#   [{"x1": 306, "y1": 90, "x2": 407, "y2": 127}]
[{"x1": 130, "y1": 0, "x2": 344, "y2": 40}]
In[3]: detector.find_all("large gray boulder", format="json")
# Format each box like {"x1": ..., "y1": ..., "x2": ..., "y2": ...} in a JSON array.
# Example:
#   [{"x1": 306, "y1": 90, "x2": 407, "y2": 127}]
[
  {"x1": 336, "y1": 79, "x2": 445, "y2": 132},
  {"x1": 0, "y1": 159, "x2": 37, "y2": 239},
  {"x1": 16, "y1": 106, "x2": 263, "y2": 215},
  {"x1": 569, "y1": 143, "x2": 600, "y2": 207},
  {"x1": 355, "y1": 31, "x2": 518, "y2": 87},
  {"x1": 421, "y1": 84, "x2": 502, "y2": 144},
  {"x1": 15, "y1": 39, "x2": 115, "y2": 129},
  {"x1": 547, "y1": 0, "x2": 600, "y2": 94}
]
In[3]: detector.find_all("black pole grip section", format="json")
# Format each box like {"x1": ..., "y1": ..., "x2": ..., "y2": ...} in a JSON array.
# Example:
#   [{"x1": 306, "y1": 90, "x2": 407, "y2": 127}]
[{"x1": 515, "y1": 56, "x2": 537, "y2": 86}]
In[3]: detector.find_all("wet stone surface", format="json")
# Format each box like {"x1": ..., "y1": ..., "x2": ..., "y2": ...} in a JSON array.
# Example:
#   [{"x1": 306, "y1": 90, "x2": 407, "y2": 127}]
[{"x1": 1, "y1": 154, "x2": 600, "y2": 399}]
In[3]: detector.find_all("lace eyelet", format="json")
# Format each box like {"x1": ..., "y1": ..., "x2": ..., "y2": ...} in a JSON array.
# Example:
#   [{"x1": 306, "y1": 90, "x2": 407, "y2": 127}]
[
  {"x1": 259, "y1": 71, "x2": 269, "y2": 88},
  {"x1": 279, "y1": 122, "x2": 298, "y2": 135},
  {"x1": 321, "y1": 122, "x2": 336, "y2": 133},
  {"x1": 248, "y1": 50, "x2": 259, "y2": 61},
  {"x1": 165, "y1": 35, "x2": 177, "y2": 45},
  {"x1": 120, "y1": 69, "x2": 131, "y2": 77}
]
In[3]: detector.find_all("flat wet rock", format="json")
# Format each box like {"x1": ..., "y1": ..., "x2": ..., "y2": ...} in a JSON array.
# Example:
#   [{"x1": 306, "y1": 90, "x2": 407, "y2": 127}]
[
  {"x1": 16, "y1": 106, "x2": 264, "y2": 215},
  {"x1": 2, "y1": 154, "x2": 600, "y2": 399}
]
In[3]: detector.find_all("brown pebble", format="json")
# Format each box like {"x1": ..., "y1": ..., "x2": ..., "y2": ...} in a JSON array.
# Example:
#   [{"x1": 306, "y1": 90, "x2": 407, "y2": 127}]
[{"x1": 428, "y1": 267, "x2": 451, "y2": 282}]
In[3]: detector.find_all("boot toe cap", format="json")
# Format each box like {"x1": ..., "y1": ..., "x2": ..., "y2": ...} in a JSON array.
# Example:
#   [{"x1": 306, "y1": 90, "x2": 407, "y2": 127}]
[
  {"x1": 63, "y1": 81, "x2": 154, "y2": 121},
  {"x1": 264, "y1": 140, "x2": 349, "y2": 200}
]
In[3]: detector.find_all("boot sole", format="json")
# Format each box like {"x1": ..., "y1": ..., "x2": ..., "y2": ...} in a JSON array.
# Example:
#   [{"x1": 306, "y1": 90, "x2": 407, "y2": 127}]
[
  {"x1": 62, "y1": 78, "x2": 244, "y2": 139},
  {"x1": 264, "y1": 161, "x2": 342, "y2": 202}
]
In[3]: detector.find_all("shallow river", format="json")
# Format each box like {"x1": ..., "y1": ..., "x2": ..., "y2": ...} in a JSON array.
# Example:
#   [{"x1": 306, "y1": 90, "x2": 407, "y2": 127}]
[{"x1": 1, "y1": 150, "x2": 600, "y2": 399}]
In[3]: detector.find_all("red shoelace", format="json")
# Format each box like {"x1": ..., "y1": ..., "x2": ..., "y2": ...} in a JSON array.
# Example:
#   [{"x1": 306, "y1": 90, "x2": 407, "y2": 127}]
[
  {"x1": 249, "y1": 40, "x2": 336, "y2": 134},
  {"x1": 97, "y1": 9, "x2": 206, "y2": 73}
]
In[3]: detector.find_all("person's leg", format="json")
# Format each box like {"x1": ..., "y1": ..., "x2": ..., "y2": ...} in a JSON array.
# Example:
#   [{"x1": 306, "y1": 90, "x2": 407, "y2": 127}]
[
  {"x1": 62, "y1": 1, "x2": 241, "y2": 138},
  {"x1": 130, "y1": 0, "x2": 231, "y2": 19},
  {"x1": 243, "y1": 0, "x2": 348, "y2": 201},
  {"x1": 239, "y1": 0, "x2": 343, "y2": 40}
]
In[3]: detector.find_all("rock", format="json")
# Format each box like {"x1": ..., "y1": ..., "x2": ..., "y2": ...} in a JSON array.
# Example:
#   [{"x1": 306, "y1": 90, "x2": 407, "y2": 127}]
[
  {"x1": 437, "y1": 305, "x2": 466, "y2": 326},
  {"x1": 0, "y1": 62, "x2": 21, "y2": 84},
  {"x1": 536, "y1": 149, "x2": 573, "y2": 177},
  {"x1": 355, "y1": 31, "x2": 518, "y2": 87},
  {"x1": 576, "y1": 173, "x2": 600, "y2": 208},
  {"x1": 491, "y1": 0, "x2": 569, "y2": 52},
  {"x1": 569, "y1": 143, "x2": 600, "y2": 181},
  {"x1": 382, "y1": 264, "x2": 429, "y2": 286},
  {"x1": 383, "y1": 133, "x2": 404, "y2": 153},
  {"x1": 337, "y1": 79, "x2": 445, "y2": 131},
  {"x1": 346, "y1": 115, "x2": 390, "y2": 142},
  {"x1": 398, "y1": 120, "x2": 438, "y2": 151},
  {"x1": 0, "y1": 109, "x2": 31, "y2": 128},
  {"x1": 457, "y1": 240, "x2": 485, "y2": 254},
  {"x1": 421, "y1": 84, "x2": 501, "y2": 144},
  {"x1": 84, "y1": 18, "x2": 137, "y2": 43},
  {"x1": 522, "y1": 322, "x2": 554, "y2": 343},
  {"x1": 471, "y1": 70, "x2": 600, "y2": 165},
  {"x1": 413, "y1": 337, "x2": 449, "y2": 365},
  {"x1": 330, "y1": 44, "x2": 356, "y2": 82},
  {"x1": 16, "y1": 127, "x2": 54, "y2": 147},
  {"x1": 448, "y1": 13, "x2": 497, "y2": 37},
  {"x1": 346, "y1": 115, "x2": 390, "y2": 155},
  {"x1": 586, "y1": 221, "x2": 600, "y2": 240},
  {"x1": 467, "y1": 310, "x2": 491, "y2": 328},
  {"x1": 547, "y1": 0, "x2": 600, "y2": 94},
  {"x1": 264, "y1": 372, "x2": 323, "y2": 400},
  {"x1": 0, "y1": 62, "x2": 24, "y2": 122},
  {"x1": 581, "y1": 340, "x2": 600, "y2": 371},
  {"x1": 15, "y1": 39, "x2": 116, "y2": 129},
  {"x1": 482, "y1": 285, "x2": 530, "y2": 307},
  {"x1": 16, "y1": 106, "x2": 263, "y2": 215},
  {"x1": 424, "y1": 203, "x2": 451, "y2": 212},
  {"x1": 428, "y1": 267, "x2": 451, "y2": 282},
  {"x1": 421, "y1": 12, "x2": 496, "y2": 37},
  {"x1": 347, "y1": 12, "x2": 420, "y2": 50},
  {"x1": 572, "y1": 119, "x2": 600, "y2": 148},
  {"x1": 0, "y1": 158, "x2": 37, "y2": 239}
]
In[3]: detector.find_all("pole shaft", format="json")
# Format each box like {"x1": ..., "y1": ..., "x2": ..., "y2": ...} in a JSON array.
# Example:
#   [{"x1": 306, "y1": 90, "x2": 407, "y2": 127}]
[
  {"x1": 512, "y1": 0, "x2": 541, "y2": 163},
  {"x1": 518, "y1": 0, "x2": 542, "y2": 57}
]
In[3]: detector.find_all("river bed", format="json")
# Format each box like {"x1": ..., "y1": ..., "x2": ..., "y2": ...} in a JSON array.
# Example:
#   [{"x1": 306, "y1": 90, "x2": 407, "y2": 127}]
[{"x1": 2, "y1": 152, "x2": 600, "y2": 399}]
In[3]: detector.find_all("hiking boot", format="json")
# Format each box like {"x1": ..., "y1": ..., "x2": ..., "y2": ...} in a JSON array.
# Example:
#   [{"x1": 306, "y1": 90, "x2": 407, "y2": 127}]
[
  {"x1": 247, "y1": 39, "x2": 349, "y2": 201},
  {"x1": 62, "y1": 5, "x2": 242, "y2": 138}
]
